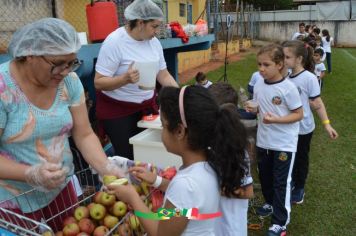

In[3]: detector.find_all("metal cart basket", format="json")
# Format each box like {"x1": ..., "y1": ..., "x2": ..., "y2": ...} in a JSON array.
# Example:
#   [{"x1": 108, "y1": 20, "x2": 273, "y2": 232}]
[{"x1": 0, "y1": 167, "x2": 143, "y2": 236}]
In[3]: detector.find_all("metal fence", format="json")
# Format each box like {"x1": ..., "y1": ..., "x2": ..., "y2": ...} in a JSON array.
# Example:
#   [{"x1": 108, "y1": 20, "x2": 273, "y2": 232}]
[
  {"x1": 0, "y1": 0, "x2": 169, "y2": 53},
  {"x1": 208, "y1": 1, "x2": 258, "y2": 42}
]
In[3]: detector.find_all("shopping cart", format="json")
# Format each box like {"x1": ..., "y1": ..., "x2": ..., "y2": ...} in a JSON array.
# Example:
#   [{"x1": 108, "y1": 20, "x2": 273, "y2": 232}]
[{"x1": 0, "y1": 167, "x2": 145, "y2": 236}]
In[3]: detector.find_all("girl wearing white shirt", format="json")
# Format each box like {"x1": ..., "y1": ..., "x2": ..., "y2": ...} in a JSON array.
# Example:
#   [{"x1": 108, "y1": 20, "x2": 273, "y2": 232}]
[
  {"x1": 108, "y1": 86, "x2": 249, "y2": 236},
  {"x1": 321, "y1": 29, "x2": 334, "y2": 73}
]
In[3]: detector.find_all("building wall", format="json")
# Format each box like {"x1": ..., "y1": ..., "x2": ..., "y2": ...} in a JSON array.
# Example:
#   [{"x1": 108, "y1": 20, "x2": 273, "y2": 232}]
[
  {"x1": 167, "y1": 0, "x2": 206, "y2": 25},
  {"x1": 63, "y1": 0, "x2": 88, "y2": 33}
]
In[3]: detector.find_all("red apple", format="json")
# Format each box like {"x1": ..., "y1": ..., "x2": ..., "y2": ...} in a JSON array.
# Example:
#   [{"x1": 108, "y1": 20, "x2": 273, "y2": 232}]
[
  {"x1": 103, "y1": 214, "x2": 119, "y2": 229},
  {"x1": 87, "y1": 202, "x2": 96, "y2": 211},
  {"x1": 111, "y1": 201, "x2": 127, "y2": 217},
  {"x1": 93, "y1": 225, "x2": 109, "y2": 236},
  {"x1": 93, "y1": 191, "x2": 104, "y2": 203},
  {"x1": 74, "y1": 206, "x2": 90, "y2": 221},
  {"x1": 55, "y1": 231, "x2": 64, "y2": 236},
  {"x1": 63, "y1": 223, "x2": 80, "y2": 236},
  {"x1": 100, "y1": 192, "x2": 116, "y2": 206},
  {"x1": 76, "y1": 233, "x2": 90, "y2": 236},
  {"x1": 117, "y1": 222, "x2": 132, "y2": 236},
  {"x1": 63, "y1": 216, "x2": 77, "y2": 227},
  {"x1": 89, "y1": 203, "x2": 106, "y2": 220},
  {"x1": 78, "y1": 218, "x2": 95, "y2": 234}
]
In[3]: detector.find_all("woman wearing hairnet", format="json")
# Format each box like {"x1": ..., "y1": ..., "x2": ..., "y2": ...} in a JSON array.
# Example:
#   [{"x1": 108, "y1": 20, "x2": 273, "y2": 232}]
[
  {"x1": 94, "y1": 0, "x2": 178, "y2": 159},
  {"x1": 0, "y1": 18, "x2": 123, "y2": 230}
]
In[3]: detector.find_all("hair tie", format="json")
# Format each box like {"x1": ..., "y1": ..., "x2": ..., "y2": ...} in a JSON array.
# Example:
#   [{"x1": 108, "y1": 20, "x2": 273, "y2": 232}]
[{"x1": 179, "y1": 86, "x2": 188, "y2": 128}]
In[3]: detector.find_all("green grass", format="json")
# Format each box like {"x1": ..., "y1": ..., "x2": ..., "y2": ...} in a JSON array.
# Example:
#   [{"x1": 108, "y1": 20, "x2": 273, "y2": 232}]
[{"x1": 187, "y1": 47, "x2": 356, "y2": 235}]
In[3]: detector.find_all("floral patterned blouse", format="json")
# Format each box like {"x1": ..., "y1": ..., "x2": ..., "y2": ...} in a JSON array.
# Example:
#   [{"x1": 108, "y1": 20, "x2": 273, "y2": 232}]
[{"x1": 0, "y1": 61, "x2": 85, "y2": 213}]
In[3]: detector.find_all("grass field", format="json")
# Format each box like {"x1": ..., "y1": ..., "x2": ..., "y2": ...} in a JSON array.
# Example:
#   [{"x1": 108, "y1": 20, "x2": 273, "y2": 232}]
[{"x1": 188, "y1": 47, "x2": 356, "y2": 236}]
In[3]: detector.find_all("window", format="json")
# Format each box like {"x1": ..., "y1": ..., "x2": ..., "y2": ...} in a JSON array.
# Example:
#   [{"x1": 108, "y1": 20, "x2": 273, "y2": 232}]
[{"x1": 179, "y1": 3, "x2": 186, "y2": 17}]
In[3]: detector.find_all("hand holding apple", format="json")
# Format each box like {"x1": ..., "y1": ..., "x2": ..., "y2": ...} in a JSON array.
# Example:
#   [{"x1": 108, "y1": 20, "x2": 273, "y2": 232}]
[
  {"x1": 106, "y1": 183, "x2": 139, "y2": 206},
  {"x1": 128, "y1": 166, "x2": 156, "y2": 185}
]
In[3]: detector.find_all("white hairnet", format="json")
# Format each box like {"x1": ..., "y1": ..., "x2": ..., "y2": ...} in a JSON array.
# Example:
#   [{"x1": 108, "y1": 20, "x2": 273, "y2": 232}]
[
  {"x1": 124, "y1": 0, "x2": 164, "y2": 21},
  {"x1": 8, "y1": 18, "x2": 81, "y2": 58}
]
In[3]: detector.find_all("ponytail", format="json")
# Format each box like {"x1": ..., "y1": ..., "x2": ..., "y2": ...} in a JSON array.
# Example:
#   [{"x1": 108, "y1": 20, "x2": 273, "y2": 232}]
[
  {"x1": 208, "y1": 103, "x2": 248, "y2": 197},
  {"x1": 158, "y1": 86, "x2": 249, "y2": 197},
  {"x1": 304, "y1": 44, "x2": 315, "y2": 73}
]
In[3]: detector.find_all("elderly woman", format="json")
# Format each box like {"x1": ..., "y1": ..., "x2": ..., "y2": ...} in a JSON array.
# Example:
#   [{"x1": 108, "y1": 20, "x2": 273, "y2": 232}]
[
  {"x1": 0, "y1": 18, "x2": 122, "y2": 230},
  {"x1": 94, "y1": 0, "x2": 178, "y2": 160}
]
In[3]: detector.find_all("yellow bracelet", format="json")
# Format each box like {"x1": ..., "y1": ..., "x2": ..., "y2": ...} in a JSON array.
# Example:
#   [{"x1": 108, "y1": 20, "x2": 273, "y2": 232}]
[{"x1": 322, "y1": 119, "x2": 330, "y2": 125}]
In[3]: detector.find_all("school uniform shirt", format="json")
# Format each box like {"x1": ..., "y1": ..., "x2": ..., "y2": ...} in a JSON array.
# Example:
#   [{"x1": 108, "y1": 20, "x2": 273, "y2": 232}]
[
  {"x1": 314, "y1": 62, "x2": 326, "y2": 78},
  {"x1": 291, "y1": 32, "x2": 307, "y2": 40},
  {"x1": 96, "y1": 26, "x2": 167, "y2": 103},
  {"x1": 164, "y1": 162, "x2": 220, "y2": 236},
  {"x1": 322, "y1": 36, "x2": 333, "y2": 53},
  {"x1": 214, "y1": 152, "x2": 253, "y2": 236},
  {"x1": 249, "y1": 71, "x2": 263, "y2": 87},
  {"x1": 287, "y1": 70, "x2": 321, "y2": 134},
  {"x1": 253, "y1": 78, "x2": 302, "y2": 152}
]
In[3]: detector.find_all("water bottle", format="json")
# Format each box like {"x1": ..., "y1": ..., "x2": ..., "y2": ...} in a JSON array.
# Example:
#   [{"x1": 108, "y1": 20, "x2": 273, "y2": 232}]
[{"x1": 239, "y1": 87, "x2": 249, "y2": 108}]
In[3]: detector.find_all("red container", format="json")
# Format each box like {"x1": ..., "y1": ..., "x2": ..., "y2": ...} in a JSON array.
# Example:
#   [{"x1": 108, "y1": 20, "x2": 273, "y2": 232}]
[{"x1": 86, "y1": 1, "x2": 119, "y2": 41}]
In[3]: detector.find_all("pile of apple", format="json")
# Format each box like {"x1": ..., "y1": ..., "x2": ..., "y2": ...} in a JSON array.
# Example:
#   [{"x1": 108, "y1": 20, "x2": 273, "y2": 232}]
[{"x1": 54, "y1": 177, "x2": 145, "y2": 236}]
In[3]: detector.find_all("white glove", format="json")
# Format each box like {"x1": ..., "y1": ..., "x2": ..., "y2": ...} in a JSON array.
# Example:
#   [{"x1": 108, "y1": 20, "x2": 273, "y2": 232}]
[
  {"x1": 103, "y1": 156, "x2": 128, "y2": 178},
  {"x1": 24, "y1": 162, "x2": 68, "y2": 192}
]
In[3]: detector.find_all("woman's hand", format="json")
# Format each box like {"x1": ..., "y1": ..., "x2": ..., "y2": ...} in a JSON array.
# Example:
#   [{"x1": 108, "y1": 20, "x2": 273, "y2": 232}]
[
  {"x1": 129, "y1": 166, "x2": 157, "y2": 185},
  {"x1": 125, "y1": 63, "x2": 140, "y2": 84},
  {"x1": 106, "y1": 183, "x2": 140, "y2": 206},
  {"x1": 24, "y1": 162, "x2": 67, "y2": 191}
]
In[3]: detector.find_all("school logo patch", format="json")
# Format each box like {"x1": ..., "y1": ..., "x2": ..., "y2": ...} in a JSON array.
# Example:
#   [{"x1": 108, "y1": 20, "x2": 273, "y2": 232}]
[
  {"x1": 272, "y1": 96, "x2": 282, "y2": 105},
  {"x1": 279, "y1": 152, "x2": 288, "y2": 161}
]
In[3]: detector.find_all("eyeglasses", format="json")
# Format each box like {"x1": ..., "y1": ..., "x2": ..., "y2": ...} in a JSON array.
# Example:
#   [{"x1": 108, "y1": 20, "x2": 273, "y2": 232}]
[{"x1": 41, "y1": 56, "x2": 81, "y2": 74}]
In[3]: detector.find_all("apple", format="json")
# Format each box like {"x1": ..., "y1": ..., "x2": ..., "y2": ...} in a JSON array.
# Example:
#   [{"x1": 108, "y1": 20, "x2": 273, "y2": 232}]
[
  {"x1": 87, "y1": 202, "x2": 96, "y2": 211},
  {"x1": 74, "y1": 206, "x2": 89, "y2": 221},
  {"x1": 78, "y1": 218, "x2": 95, "y2": 234},
  {"x1": 63, "y1": 223, "x2": 80, "y2": 236},
  {"x1": 109, "y1": 178, "x2": 128, "y2": 186},
  {"x1": 117, "y1": 222, "x2": 132, "y2": 236},
  {"x1": 111, "y1": 201, "x2": 127, "y2": 217},
  {"x1": 100, "y1": 192, "x2": 116, "y2": 206},
  {"x1": 93, "y1": 225, "x2": 109, "y2": 236},
  {"x1": 63, "y1": 216, "x2": 77, "y2": 227},
  {"x1": 55, "y1": 231, "x2": 64, "y2": 236},
  {"x1": 103, "y1": 175, "x2": 118, "y2": 186},
  {"x1": 93, "y1": 191, "x2": 104, "y2": 203},
  {"x1": 76, "y1": 233, "x2": 90, "y2": 236},
  {"x1": 128, "y1": 214, "x2": 140, "y2": 231},
  {"x1": 103, "y1": 214, "x2": 119, "y2": 229},
  {"x1": 42, "y1": 231, "x2": 52, "y2": 236},
  {"x1": 89, "y1": 203, "x2": 106, "y2": 220}
]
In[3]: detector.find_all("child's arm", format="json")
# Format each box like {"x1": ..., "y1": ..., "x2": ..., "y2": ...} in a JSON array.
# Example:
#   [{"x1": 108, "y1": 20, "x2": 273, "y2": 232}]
[
  {"x1": 319, "y1": 71, "x2": 325, "y2": 80},
  {"x1": 234, "y1": 184, "x2": 254, "y2": 199},
  {"x1": 107, "y1": 185, "x2": 188, "y2": 236},
  {"x1": 263, "y1": 107, "x2": 303, "y2": 124},
  {"x1": 309, "y1": 97, "x2": 338, "y2": 139},
  {"x1": 130, "y1": 166, "x2": 170, "y2": 192}
]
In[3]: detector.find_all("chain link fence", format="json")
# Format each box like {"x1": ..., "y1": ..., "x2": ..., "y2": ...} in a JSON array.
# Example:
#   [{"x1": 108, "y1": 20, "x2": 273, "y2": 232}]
[
  {"x1": 0, "y1": 0, "x2": 168, "y2": 53},
  {"x1": 208, "y1": 1, "x2": 258, "y2": 42}
]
